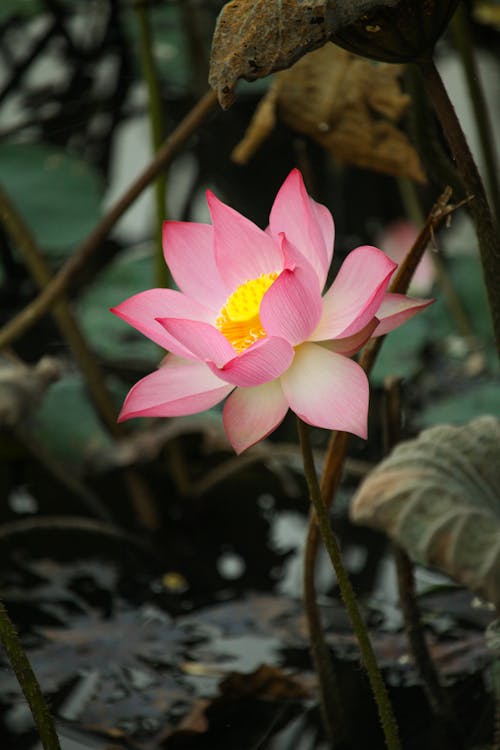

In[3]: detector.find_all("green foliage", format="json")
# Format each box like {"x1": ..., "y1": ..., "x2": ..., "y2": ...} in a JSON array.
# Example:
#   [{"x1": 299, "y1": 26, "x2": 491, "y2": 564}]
[
  {"x1": 77, "y1": 247, "x2": 159, "y2": 364},
  {"x1": 32, "y1": 375, "x2": 113, "y2": 468},
  {"x1": 371, "y1": 315, "x2": 429, "y2": 384},
  {"x1": 372, "y1": 254, "x2": 498, "y2": 385},
  {"x1": 0, "y1": 0, "x2": 41, "y2": 22},
  {"x1": 420, "y1": 381, "x2": 499, "y2": 426},
  {"x1": 0, "y1": 143, "x2": 103, "y2": 257}
]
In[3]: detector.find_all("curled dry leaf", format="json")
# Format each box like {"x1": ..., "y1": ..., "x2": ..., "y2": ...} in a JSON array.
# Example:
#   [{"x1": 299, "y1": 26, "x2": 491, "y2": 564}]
[
  {"x1": 209, "y1": 0, "x2": 332, "y2": 108},
  {"x1": 232, "y1": 44, "x2": 425, "y2": 182},
  {"x1": 351, "y1": 416, "x2": 500, "y2": 610},
  {"x1": 209, "y1": 0, "x2": 459, "y2": 106}
]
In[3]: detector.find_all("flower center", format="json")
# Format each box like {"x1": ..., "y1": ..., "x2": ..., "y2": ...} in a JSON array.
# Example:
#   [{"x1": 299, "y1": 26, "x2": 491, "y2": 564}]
[{"x1": 216, "y1": 272, "x2": 278, "y2": 353}]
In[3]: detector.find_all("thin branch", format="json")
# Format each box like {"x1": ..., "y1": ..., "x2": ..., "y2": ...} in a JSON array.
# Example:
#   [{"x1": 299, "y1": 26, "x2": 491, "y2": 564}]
[
  {"x1": 0, "y1": 186, "x2": 118, "y2": 434},
  {"x1": 0, "y1": 89, "x2": 218, "y2": 351}
]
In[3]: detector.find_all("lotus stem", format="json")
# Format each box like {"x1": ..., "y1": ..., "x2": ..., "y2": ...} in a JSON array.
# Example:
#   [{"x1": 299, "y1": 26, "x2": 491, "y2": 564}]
[
  {"x1": 303, "y1": 505, "x2": 346, "y2": 743},
  {"x1": 301, "y1": 187, "x2": 464, "y2": 749},
  {"x1": 451, "y1": 2, "x2": 500, "y2": 226},
  {"x1": 0, "y1": 598, "x2": 61, "y2": 750},
  {"x1": 134, "y1": 0, "x2": 170, "y2": 288},
  {"x1": 384, "y1": 377, "x2": 463, "y2": 748},
  {"x1": 416, "y1": 56, "x2": 500, "y2": 360},
  {"x1": 297, "y1": 418, "x2": 401, "y2": 750}
]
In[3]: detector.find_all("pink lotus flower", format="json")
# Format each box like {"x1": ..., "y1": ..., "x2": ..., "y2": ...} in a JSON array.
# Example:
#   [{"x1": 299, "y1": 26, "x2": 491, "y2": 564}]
[{"x1": 112, "y1": 170, "x2": 431, "y2": 453}]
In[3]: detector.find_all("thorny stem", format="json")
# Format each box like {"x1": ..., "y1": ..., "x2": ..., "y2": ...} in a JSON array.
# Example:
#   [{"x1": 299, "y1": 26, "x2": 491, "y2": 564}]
[
  {"x1": 0, "y1": 598, "x2": 61, "y2": 750},
  {"x1": 297, "y1": 419, "x2": 401, "y2": 750},
  {"x1": 451, "y1": 2, "x2": 500, "y2": 226},
  {"x1": 303, "y1": 187, "x2": 466, "y2": 745},
  {"x1": 417, "y1": 56, "x2": 500, "y2": 359},
  {"x1": 134, "y1": 0, "x2": 170, "y2": 288},
  {"x1": 0, "y1": 89, "x2": 218, "y2": 351}
]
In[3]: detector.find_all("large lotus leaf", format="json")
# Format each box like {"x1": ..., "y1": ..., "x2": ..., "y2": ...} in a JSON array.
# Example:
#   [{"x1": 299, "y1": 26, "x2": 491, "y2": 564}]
[
  {"x1": 31, "y1": 375, "x2": 114, "y2": 468},
  {"x1": 0, "y1": 143, "x2": 103, "y2": 256},
  {"x1": 76, "y1": 247, "x2": 158, "y2": 364},
  {"x1": 420, "y1": 381, "x2": 500, "y2": 427},
  {"x1": 351, "y1": 416, "x2": 500, "y2": 610}
]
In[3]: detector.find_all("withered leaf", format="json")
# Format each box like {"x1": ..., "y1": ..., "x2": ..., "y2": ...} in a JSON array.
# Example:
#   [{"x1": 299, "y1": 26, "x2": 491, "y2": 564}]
[
  {"x1": 232, "y1": 44, "x2": 425, "y2": 182},
  {"x1": 209, "y1": 0, "x2": 332, "y2": 108},
  {"x1": 220, "y1": 664, "x2": 310, "y2": 700},
  {"x1": 351, "y1": 416, "x2": 500, "y2": 611},
  {"x1": 209, "y1": 0, "x2": 459, "y2": 106}
]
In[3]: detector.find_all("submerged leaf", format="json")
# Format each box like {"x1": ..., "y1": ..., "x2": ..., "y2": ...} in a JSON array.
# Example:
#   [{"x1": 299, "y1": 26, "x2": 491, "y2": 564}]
[{"x1": 351, "y1": 416, "x2": 500, "y2": 610}]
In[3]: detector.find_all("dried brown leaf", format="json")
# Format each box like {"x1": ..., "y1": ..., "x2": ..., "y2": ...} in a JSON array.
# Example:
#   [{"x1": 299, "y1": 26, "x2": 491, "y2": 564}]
[
  {"x1": 209, "y1": 0, "x2": 332, "y2": 108},
  {"x1": 233, "y1": 44, "x2": 425, "y2": 182},
  {"x1": 351, "y1": 416, "x2": 500, "y2": 610},
  {"x1": 209, "y1": 0, "x2": 459, "y2": 106},
  {"x1": 220, "y1": 664, "x2": 310, "y2": 700}
]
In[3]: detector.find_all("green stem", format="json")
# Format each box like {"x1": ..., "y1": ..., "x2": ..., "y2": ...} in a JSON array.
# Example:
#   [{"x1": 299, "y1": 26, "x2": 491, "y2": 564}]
[
  {"x1": 384, "y1": 378, "x2": 463, "y2": 747},
  {"x1": 451, "y1": 2, "x2": 500, "y2": 227},
  {"x1": 303, "y1": 511, "x2": 346, "y2": 743},
  {"x1": 135, "y1": 0, "x2": 170, "y2": 288},
  {"x1": 301, "y1": 189, "x2": 463, "y2": 748},
  {"x1": 297, "y1": 419, "x2": 401, "y2": 750},
  {"x1": 0, "y1": 598, "x2": 61, "y2": 750},
  {"x1": 417, "y1": 56, "x2": 500, "y2": 359}
]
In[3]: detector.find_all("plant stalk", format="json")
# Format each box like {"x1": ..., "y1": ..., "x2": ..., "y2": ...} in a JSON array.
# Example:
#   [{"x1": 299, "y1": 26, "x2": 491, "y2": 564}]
[
  {"x1": 416, "y1": 56, "x2": 500, "y2": 359},
  {"x1": 297, "y1": 418, "x2": 401, "y2": 750},
  {"x1": 134, "y1": 0, "x2": 170, "y2": 288},
  {"x1": 0, "y1": 89, "x2": 218, "y2": 351},
  {"x1": 0, "y1": 598, "x2": 61, "y2": 750},
  {"x1": 384, "y1": 378, "x2": 463, "y2": 747},
  {"x1": 302, "y1": 187, "x2": 465, "y2": 748},
  {"x1": 451, "y1": 2, "x2": 500, "y2": 226}
]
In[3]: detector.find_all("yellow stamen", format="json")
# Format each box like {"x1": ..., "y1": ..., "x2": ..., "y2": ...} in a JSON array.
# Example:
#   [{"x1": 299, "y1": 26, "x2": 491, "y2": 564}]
[{"x1": 216, "y1": 272, "x2": 278, "y2": 353}]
